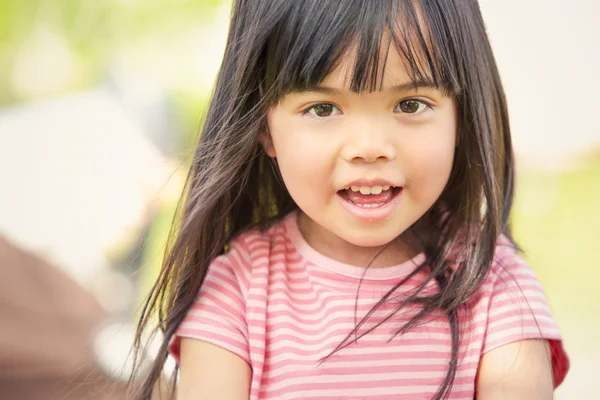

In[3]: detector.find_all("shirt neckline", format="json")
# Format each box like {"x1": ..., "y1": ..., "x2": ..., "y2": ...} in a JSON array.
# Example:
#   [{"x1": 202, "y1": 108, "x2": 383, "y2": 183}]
[{"x1": 282, "y1": 211, "x2": 426, "y2": 281}]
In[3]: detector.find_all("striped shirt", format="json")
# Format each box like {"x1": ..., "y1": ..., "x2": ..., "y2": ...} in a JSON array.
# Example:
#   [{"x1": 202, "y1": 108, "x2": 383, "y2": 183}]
[{"x1": 169, "y1": 211, "x2": 569, "y2": 399}]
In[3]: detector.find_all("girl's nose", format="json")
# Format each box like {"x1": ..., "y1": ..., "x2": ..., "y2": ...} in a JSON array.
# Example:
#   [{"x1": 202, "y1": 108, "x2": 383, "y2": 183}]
[{"x1": 340, "y1": 121, "x2": 396, "y2": 163}]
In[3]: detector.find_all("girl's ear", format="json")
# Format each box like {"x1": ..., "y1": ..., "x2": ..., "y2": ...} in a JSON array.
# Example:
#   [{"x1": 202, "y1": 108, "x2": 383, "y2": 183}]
[{"x1": 259, "y1": 132, "x2": 276, "y2": 158}]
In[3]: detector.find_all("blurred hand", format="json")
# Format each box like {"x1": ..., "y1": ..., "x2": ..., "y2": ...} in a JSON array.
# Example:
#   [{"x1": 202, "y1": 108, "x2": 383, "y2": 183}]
[{"x1": 0, "y1": 235, "x2": 127, "y2": 399}]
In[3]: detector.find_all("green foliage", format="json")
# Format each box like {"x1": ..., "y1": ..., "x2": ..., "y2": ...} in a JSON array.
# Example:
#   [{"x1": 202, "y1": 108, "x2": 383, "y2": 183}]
[
  {"x1": 0, "y1": 0, "x2": 226, "y2": 105},
  {"x1": 512, "y1": 155, "x2": 600, "y2": 324}
]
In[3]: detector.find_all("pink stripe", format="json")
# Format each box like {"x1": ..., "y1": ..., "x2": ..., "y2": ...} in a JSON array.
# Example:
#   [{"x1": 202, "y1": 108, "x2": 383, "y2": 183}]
[
  {"x1": 298, "y1": 393, "x2": 474, "y2": 400},
  {"x1": 265, "y1": 361, "x2": 480, "y2": 376},
  {"x1": 186, "y1": 304, "x2": 246, "y2": 330},
  {"x1": 263, "y1": 332, "x2": 456, "y2": 346},
  {"x1": 488, "y1": 308, "x2": 554, "y2": 324},
  {"x1": 200, "y1": 291, "x2": 245, "y2": 320},
  {"x1": 263, "y1": 345, "x2": 459, "y2": 359}
]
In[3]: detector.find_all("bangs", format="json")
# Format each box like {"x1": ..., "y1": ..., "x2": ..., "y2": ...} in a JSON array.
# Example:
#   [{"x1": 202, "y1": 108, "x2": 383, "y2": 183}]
[{"x1": 262, "y1": 0, "x2": 462, "y2": 102}]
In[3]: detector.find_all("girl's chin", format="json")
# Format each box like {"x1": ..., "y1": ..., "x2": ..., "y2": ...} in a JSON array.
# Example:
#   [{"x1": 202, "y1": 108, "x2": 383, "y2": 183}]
[
  {"x1": 334, "y1": 230, "x2": 403, "y2": 249},
  {"x1": 298, "y1": 209, "x2": 408, "y2": 248}
]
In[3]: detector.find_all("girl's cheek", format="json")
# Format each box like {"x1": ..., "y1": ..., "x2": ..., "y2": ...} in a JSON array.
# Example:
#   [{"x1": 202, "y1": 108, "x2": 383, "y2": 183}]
[
  {"x1": 274, "y1": 122, "x2": 336, "y2": 163},
  {"x1": 269, "y1": 124, "x2": 335, "y2": 192},
  {"x1": 402, "y1": 129, "x2": 456, "y2": 192}
]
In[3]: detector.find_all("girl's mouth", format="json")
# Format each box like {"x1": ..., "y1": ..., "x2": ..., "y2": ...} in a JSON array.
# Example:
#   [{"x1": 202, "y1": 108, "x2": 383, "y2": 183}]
[{"x1": 337, "y1": 185, "x2": 403, "y2": 209}]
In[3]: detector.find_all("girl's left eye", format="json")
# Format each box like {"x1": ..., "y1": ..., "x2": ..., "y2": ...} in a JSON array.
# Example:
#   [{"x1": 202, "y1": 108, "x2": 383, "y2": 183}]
[
  {"x1": 394, "y1": 99, "x2": 430, "y2": 115},
  {"x1": 303, "y1": 103, "x2": 342, "y2": 118}
]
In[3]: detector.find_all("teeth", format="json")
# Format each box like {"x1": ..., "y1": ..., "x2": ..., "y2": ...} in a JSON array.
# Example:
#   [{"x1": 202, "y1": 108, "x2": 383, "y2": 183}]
[{"x1": 349, "y1": 185, "x2": 392, "y2": 195}]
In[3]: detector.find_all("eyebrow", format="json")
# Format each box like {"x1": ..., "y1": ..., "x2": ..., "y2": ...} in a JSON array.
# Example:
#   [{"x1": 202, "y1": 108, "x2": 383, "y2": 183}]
[{"x1": 295, "y1": 80, "x2": 439, "y2": 96}]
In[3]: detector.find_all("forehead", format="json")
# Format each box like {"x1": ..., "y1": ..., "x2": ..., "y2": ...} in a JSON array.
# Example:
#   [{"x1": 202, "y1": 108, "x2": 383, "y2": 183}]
[{"x1": 320, "y1": 40, "x2": 418, "y2": 90}]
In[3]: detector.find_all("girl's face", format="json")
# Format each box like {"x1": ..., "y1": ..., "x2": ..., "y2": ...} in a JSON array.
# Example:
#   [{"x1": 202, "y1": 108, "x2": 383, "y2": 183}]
[{"x1": 265, "y1": 46, "x2": 456, "y2": 262}]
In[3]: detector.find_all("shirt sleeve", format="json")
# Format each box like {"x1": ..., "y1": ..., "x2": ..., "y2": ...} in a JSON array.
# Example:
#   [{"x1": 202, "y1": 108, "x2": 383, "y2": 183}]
[
  {"x1": 168, "y1": 238, "x2": 252, "y2": 365},
  {"x1": 482, "y1": 241, "x2": 569, "y2": 387}
]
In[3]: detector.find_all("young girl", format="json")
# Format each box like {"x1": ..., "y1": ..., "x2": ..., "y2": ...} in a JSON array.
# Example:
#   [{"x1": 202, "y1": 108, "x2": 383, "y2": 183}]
[{"x1": 133, "y1": 1, "x2": 569, "y2": 398}]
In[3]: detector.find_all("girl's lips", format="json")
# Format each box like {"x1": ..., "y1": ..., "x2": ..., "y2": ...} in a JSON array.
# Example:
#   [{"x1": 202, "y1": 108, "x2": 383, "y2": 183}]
[{"x1": 336, "y1": 187, "x2": 403, "y2": 221}]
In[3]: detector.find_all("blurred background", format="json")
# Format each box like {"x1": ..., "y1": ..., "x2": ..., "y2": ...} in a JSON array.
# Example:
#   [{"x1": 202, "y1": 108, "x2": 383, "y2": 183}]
[{"x1": 0, "y1": 0, "x2": 597, "y2": 398}]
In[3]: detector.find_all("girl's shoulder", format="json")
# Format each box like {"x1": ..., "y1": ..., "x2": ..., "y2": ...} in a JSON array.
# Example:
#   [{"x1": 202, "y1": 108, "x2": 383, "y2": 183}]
[
  {"x1": 471, "y1": 234, "x2": 570, "y2": 387},
  {"x1": 450, "y1": 232, "x2": 533, "y2": 293},
  {"x1": 485, "y1": 234, "x2": 536, "y2": 288}
]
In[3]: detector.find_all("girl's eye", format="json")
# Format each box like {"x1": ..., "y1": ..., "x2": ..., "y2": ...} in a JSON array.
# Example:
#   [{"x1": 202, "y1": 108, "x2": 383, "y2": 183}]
[
  {"x1": 304, "y1": 103, "x2": 341, "y2": 118},
  {"x1": 394, "y1": 99, "x2": 430, "y2": 115}
]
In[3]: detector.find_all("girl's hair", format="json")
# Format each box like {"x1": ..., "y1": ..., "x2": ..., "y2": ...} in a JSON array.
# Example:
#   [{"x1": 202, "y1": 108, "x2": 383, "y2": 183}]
[{"x1": 131, "y1": 1, "x2": 515, "y2": 399}]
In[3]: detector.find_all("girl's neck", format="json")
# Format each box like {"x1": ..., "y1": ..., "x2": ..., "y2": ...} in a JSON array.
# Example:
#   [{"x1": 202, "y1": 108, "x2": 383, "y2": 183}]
[{"x1": 296, "y1": 211, "x2": 422, "y2": 269}]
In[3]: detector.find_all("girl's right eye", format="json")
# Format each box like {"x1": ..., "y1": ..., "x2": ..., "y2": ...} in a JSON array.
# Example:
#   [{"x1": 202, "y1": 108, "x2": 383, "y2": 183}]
[{"x1": 303, "y1": 103, "x2": 341, "y2": 118}]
